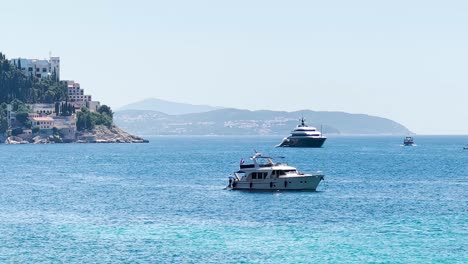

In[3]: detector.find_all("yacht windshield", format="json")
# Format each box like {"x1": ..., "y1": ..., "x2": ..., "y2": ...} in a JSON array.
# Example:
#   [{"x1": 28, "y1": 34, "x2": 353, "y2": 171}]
[
  {"x1": 256, "y1": 158, "x2": 274, "y2": 166},
  {"x1": 279, "y1": 170, "x2": 297, "y2": 175}
]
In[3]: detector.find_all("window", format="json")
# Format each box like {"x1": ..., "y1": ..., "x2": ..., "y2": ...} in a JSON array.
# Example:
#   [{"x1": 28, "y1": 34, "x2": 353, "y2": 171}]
[
  {"x1": 42, "y1": 68, "x2": 47, "y2": 72},
  {"x1": 251, "y1": 172, "x2": 257, "y2": 179},
  {"x1": 28, "y1": 67, "x2": 33, "y2": 71},
  {"x1": 36, "y1": 68, "x2": 40, "y2": 72}
]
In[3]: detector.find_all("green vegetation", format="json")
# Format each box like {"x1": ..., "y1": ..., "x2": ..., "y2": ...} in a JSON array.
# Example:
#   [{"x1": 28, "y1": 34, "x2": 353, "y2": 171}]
[
  {"x1": 0, "y1": 103, "x2": 7, "y2": 133},
  {"x1": 97, "y1": 104, "x2": 113, "y2": 118},
  {"x1": 0, "y1": 52, "x2": 68, "y2": 104},
  {"x1": 0, "y1": 100, "x2": 31, "y2": 133},
  {"x1": 76, "y1": 105, "x2": 113, "y2": 131},
  {"x1": 11, "y1": 127, "x2": 23, "y2": 136},
  {"x1": 55, "y1": 102, "x2": 75, "y2": 116},
  {"x1": 0, "y1": 116, "x2": 7, "y2": 134}
]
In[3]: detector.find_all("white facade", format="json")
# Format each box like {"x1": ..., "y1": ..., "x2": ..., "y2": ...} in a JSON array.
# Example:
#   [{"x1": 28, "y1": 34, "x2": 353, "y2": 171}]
[
  {"x1": 10, "y1": 56, "x2": 60, "y2": 79},
  {"x1": 32, "y1": 117, "x2": 54, "y2": 129}
]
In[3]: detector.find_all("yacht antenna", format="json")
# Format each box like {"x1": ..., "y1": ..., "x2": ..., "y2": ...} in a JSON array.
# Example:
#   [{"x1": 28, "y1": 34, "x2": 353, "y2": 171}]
[{"x1": 300, "y1": 116, "x2": 305, "y2": 126}]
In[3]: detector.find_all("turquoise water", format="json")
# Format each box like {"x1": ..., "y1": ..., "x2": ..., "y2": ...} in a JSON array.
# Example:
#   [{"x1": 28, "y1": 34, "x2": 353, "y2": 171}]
[{"x1": 0, "y1": 136, "x2": 467, "y2": 263}]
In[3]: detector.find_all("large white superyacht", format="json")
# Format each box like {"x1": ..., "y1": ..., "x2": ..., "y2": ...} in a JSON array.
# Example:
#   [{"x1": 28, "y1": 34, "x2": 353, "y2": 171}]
[{"x1": 277, "y1": 117, "x2": 326, "y2": 148}]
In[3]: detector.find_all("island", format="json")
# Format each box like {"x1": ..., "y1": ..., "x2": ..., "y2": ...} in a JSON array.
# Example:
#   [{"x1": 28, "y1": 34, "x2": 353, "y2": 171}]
[{"x1": 0, "y1": 52, "x2": 147, "y2": 144}]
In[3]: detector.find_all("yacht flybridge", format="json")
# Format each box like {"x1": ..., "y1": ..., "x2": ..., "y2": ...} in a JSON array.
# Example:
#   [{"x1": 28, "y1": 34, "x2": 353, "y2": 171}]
[
  {"x1": 227, "y1": 152, "x2": 324, "y2": 191},
  {"x1": 277, "y1": 117, "x2": 326, "y2": 148}
]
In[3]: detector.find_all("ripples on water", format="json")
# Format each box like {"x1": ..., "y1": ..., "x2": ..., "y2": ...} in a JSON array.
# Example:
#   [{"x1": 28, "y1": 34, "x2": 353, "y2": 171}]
[{"x1": 0, "y1": 136, "x2": 467, "y2": 263}]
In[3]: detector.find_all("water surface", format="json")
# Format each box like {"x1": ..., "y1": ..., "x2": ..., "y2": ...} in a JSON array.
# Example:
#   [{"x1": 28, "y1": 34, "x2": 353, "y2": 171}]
[{"x1": 0, "y1": 136, "x2": 467, "y2": 263}]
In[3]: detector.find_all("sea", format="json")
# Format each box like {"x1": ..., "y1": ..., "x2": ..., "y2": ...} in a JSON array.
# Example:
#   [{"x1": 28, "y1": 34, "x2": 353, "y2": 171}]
[{"x1": 0, "y1": 136, "x2": 467, "y2": 263}]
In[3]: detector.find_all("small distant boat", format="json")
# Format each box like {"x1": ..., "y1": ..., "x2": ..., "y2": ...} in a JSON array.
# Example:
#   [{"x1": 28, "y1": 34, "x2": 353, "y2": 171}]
[
  {"x1": 276, "y1": 117, "x2": 326, "y2": 148},
  {"x1": 403, "y1": 136, "x2": 415, "y2": 146},
  {"x1": 227, "y1": 152, "x2": 324, "y2": 191},
  {"x1": 464, "y1": 146, "x2": 468, "y2": 150}
]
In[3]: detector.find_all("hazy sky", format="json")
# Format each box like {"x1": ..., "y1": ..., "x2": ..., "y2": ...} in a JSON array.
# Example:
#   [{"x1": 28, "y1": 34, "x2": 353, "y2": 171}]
[{"x1": 2, "y1": 0, "x2": 467, "y2": 134}]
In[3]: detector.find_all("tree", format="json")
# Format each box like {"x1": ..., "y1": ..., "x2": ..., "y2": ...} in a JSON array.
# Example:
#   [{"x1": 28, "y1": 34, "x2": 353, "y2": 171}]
[
  {"x1": 13, "y1": 101, "x2": 30, "y2": 126},
  {"x1": 77, "y1": 107, "x2": 94, "y2": 131},
  {"x1": 11, "y1": 127, "x2": 23, "y2": 136},
  {"x1": 76, "y1": 106, "x2": 113, "y2": 131},
  {"x1": 98, "y1": 105, "x2": 113, "y2": 118},
  {"x1": 52, "y1": 68, "x2": 58, "y2": 82},
  {"x1": 11, "y1": 99, "x2": 23, "y2": 111},
  {"x1": 68, "y1": 103, "x2": 73, "y2": 115},
  {"x1": 55, "y1": 102, "x2": 60, "y2": 116},
  {"x1": 0, "y1": 117, "x2": 7, "y2": 134}
]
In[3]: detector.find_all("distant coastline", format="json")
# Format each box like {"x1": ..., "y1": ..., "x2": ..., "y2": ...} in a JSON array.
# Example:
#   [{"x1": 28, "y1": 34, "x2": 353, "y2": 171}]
[{"x1": 113, "y1": 99, "x2": 413, "y2": 136}]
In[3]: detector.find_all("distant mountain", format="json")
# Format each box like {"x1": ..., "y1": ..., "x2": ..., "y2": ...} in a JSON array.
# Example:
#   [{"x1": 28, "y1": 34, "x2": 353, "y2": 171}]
[
  {"x1": 114, "y1": 107, "x2": 412, "y2": 136},
  {"x1": 117, "y1": 98, "x2": 223, "y2": 115}
]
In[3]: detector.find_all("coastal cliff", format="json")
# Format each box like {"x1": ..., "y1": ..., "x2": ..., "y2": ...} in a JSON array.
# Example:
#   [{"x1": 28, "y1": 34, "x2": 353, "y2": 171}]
[
  {"x1": 3, "y1": 125, "x2": 148, "y2": 144},
  {"x1": 76, "y1": 125, "x2": 148, "y2": 143}
]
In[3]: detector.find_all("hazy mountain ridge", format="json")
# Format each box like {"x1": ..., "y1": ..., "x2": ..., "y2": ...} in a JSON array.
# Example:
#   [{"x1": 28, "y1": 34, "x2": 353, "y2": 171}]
[
  {"x1": 115, "y1": 105, "x2": 412, "y2": 136},
  {"x1": 117, "y1": 98, "x2": 223, "y2": 115}
]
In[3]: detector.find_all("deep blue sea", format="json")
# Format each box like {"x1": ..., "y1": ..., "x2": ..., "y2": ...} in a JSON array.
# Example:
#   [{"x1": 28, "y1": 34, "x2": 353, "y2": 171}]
[{"x1": 0, "y1": 136, "x2": 467, "y2": 263}]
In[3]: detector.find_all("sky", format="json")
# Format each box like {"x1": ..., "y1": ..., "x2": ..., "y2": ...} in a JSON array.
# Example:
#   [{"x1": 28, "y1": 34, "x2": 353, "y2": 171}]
[{"x1": 1, "y1": 0, "x2": 467, "y2": 134}]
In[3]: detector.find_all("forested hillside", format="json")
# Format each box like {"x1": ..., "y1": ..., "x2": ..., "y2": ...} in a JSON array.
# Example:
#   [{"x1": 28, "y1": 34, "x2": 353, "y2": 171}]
[{"x1": 0, "y1": 52, "x2": 67, "y2": 104}]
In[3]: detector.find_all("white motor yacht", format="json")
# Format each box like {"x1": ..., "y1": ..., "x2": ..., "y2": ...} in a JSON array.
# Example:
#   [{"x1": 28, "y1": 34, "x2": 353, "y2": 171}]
[{"x1": 227, "y1": 152, "x2": 324, "y2": 191}]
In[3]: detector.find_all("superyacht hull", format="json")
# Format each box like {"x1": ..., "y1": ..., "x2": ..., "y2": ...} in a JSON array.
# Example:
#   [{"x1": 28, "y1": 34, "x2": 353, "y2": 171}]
[{"x1": 278, "y1": 137, "x2": 326, "y2": 148}]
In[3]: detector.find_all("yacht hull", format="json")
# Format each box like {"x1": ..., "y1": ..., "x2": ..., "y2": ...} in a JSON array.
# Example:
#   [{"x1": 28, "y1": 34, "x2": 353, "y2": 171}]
[
  {"x1": 278, "y1": 137, "x2": 326, "y2": 148},
  {"x1": 231, "y1": 175, "x2": 324, "y2": 191}
]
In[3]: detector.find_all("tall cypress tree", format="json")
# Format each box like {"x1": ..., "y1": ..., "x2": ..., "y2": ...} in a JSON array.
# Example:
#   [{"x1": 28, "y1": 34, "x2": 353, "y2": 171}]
[{"x1": 55, "y1": 102, "x2": 60, "y2": 116}]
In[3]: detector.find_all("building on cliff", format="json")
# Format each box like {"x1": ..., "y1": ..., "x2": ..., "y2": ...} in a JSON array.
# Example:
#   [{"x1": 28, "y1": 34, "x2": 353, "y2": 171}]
[
  {"x1": 9, "y1": 56, "x2": 60, "y2": 79},
  {"x1": 31, "y1": 116, "x2": 54, "y2": 129},
  {"x1": 65, "y1": 80, "x2": 100, "y2": 112}
]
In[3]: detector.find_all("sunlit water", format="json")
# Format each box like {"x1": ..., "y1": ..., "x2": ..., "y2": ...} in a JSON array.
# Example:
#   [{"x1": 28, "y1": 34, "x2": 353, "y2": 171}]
[{"x1": 0, "y1": 136, "x2": 467, "y2": 263}]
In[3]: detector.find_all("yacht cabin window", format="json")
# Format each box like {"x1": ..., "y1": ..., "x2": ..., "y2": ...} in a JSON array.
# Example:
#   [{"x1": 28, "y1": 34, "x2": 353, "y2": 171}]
[{"x1": 250, "y1": 172, "x2": 268, "y2": 180}]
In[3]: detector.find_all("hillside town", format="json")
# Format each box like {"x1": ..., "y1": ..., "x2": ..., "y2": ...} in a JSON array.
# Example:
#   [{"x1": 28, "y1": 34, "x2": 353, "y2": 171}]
[{"x1": 0, "y1": 54, "x2": 146, "y2": 143}]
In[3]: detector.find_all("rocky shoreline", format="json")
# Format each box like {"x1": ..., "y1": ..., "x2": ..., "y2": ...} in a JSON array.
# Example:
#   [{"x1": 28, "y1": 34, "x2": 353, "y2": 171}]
[
  {"x1": 3, "y1": 125, "x2": 148, "y2": 144},
  {"x1": 76, "y1": 125, "x2": 148, "y2": 143}
]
